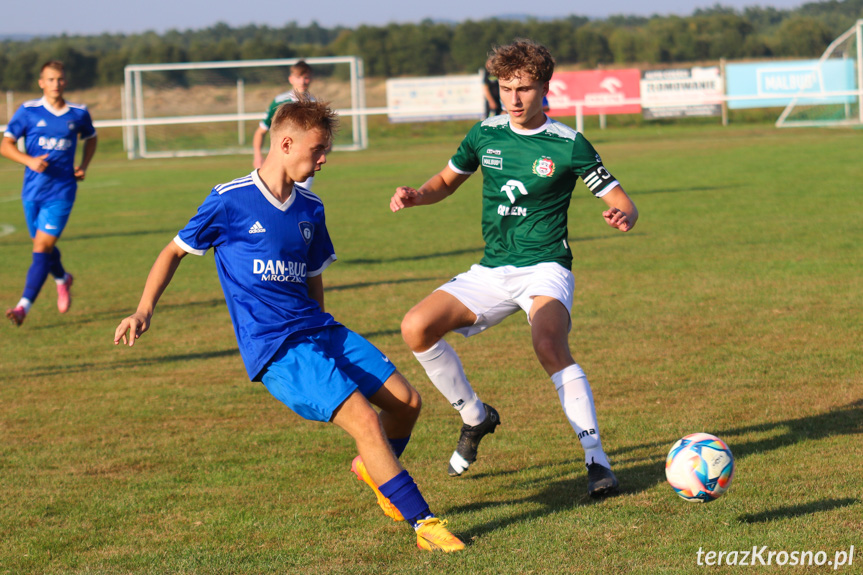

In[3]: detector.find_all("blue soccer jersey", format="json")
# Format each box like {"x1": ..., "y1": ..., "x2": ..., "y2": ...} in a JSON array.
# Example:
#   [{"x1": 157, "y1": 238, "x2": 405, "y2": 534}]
[
  {"x1": 175, "y1": 170, "x2": 340, "y2": 380},
  {"x1": 3, "y1": 97, "x2": 97, "y2": 203}
]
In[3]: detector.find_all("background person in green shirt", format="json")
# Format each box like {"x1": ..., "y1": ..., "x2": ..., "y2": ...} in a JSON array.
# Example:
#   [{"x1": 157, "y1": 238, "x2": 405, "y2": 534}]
[{"x1": 390, "y1": 39, "x2": 638, "y2": 497}]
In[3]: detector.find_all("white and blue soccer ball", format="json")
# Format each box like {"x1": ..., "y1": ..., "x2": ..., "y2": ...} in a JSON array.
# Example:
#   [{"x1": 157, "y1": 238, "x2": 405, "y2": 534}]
[{"x1": 665, "y1": 432, "x2": 735, "y2": 502}]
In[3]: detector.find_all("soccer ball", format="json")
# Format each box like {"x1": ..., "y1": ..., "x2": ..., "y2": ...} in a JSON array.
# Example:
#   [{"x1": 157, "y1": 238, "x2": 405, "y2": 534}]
[{"x1": 665, "y1": 432, "x2": 734, "y2": 502}]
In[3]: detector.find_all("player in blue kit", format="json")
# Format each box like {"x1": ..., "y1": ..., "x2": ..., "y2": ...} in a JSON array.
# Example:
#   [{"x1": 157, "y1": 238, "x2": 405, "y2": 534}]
[
  {"x1": 2, "y1": 60, "x2": 97, "y2": 326},
  {"x1": 113, "y1": 96, "x2": 464, "y2": 553}
]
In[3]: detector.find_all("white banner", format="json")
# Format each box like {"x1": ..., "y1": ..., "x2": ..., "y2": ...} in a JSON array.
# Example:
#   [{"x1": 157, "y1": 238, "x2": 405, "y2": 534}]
[
  {"x1": 641, "y1": 67, "x2": 723, "y2": 119},
  {"x1": 386, "y1": 74, "x2": 484, "y2": 123}
]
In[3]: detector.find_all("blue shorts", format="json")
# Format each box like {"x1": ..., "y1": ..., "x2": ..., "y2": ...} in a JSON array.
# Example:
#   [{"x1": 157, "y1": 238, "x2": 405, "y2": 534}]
[
  {"x1": 23, "y1": 200, "x2": 74, "y2": 238},
  {"x1": 261, "y1": 325, "x2": 397, "y2": 422}
]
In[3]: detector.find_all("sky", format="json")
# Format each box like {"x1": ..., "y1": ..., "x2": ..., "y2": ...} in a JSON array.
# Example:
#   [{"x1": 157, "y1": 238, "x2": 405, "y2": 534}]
[{"x1": 2, "y1": 0, "x2": 811, "y2": 37}]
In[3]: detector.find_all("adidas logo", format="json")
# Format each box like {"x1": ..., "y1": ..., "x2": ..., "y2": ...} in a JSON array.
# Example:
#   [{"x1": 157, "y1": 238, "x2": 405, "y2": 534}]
[
  {"x1": 249, "y1": 221, "x2": 266, "y2": 234},
  {"x1": 37, "y1": 120, "x2": 47, "y2": 127}
]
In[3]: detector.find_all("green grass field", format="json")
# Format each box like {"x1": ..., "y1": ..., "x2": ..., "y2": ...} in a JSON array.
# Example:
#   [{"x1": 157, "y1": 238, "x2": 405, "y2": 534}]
[{"x1": 1, "y1": 120, "x2": 861, "y2": 574}]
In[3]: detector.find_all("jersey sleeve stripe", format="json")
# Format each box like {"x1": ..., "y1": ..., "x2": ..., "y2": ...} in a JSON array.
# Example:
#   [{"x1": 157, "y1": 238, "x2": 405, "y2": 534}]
[
  {"x1": 593, "y1": 181, "x2": 620, "y2": 198},
  {"x1": 215, "y1": 176, "x2": 254, "y2": 194},
  {"x1": 173, "y1": 235, "x2": 206, "y2": 256},
  {"x1": 308, "y1": 254, "x2": 337, "y2": 277},
  {"x1": 295, "y1": 188, "x2": 324, "y2": 205},
  {"x1": 447, "y1": 159, "x2": 474, "y2": 175}
]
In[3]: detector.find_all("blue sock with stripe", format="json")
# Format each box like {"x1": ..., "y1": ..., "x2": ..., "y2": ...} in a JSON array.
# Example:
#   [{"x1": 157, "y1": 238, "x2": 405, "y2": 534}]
[{"x1": 378, "y1": 470, "x2": 432, "y2": 528}]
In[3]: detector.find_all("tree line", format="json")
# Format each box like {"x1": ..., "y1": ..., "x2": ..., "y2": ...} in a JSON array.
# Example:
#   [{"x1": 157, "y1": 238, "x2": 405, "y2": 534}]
[{"x1": 0, "y1": 1, "x2": 860, "y2": 90}]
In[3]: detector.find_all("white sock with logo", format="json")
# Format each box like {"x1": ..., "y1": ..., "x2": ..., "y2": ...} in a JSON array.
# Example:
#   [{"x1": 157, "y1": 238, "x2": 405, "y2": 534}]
[
  {"x1": 552, "y1": 364, "x2": 610, "y2": 469},
  {"x1": 413, "y1": 339, "x2": 486, "y2": 426}
]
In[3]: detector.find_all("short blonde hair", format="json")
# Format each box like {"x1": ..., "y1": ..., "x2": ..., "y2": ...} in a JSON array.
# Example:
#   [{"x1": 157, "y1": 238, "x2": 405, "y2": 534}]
[{"x1": 271, "y1": 94, "x2": 338, "y2": 142}]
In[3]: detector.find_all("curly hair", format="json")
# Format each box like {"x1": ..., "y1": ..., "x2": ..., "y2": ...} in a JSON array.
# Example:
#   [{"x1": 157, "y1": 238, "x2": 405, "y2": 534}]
[{"x1": 486, "y1": 39, "x2": 555, "y2": 84}]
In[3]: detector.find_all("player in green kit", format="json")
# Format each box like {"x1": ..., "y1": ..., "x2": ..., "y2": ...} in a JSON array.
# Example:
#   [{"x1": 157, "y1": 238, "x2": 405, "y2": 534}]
[{"x1": 389, "y1": 39, "x2": 638, "y2": 497}]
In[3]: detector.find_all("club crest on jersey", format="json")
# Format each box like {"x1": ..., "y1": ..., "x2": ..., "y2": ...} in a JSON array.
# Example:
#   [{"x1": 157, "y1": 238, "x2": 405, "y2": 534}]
[
  {"x1": 532, "y1": 156, "x2": 555, "y2": 178},
  {"x1": 67, "y1": 121, "x2": 77, "y2": 131},
  {"x1": 299, "y1": 221, "x2": 314, "y2": 245}
]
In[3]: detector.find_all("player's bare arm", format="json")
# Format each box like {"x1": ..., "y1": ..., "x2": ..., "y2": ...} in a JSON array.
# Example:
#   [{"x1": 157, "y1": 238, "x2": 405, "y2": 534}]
[
  {"x1": 113, "y1": 241, "x2": 187, "y2": 346},
  {"x1": 390, "y1": 166, "x2": 470, "y2": 212},
  {"x1": 252, "y1": 126, "x2": 268, "y2": 169},
  {"x1": 0, "y1": 137, "x2": 49, "y2": 173},
  {"x1": 601, "y1": 186, "x2": 639, "y2": 232},
  {"x1": 74, "y1": 136, "x2": 98, "y2": 180}
]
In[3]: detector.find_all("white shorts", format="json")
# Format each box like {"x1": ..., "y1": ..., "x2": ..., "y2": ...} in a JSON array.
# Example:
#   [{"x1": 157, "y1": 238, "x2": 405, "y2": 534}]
[{"x1": 437, "y1": 262, "x2": 575, "y2": 338}]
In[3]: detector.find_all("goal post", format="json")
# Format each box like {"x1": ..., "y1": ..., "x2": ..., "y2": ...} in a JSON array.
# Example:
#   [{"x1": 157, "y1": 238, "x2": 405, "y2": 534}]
[
  {"x1": 776, "y1": 19, "x2": 862, "y2": 128},
  {"x1": 123, "y1": 56, "x2": 368, "y2": 159}
]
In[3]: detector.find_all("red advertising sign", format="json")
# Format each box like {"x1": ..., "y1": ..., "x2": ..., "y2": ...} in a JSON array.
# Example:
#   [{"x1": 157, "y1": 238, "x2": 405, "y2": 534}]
[{"x1": 546, "y1": 69, "x2": 642, "y2": 116}]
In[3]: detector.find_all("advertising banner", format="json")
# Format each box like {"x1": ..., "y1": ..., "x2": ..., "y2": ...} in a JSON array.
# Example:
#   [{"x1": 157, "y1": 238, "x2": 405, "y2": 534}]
[
  {"x1": 546, "y1": 69, "x2": 642, "y2": 116},
  {"x1": 726, "y1": 60, "x2": 857, "y2": 109},
  {"x1": 386, "y1": 75, "x2": 484, "y2": 122},
  {"x1": 641, "y1": 67, "x2": 723, "y2": 119}
]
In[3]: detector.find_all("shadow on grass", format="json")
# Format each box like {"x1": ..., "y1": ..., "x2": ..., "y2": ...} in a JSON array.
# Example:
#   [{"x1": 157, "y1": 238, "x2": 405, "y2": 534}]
[
  {"x1": 630, "y1": 184, "x2": 731, "y2": 196},
  {"x1": 63, "y1": 228, "x2": 180, "y2": 242},
  {"x1": 454, "y1": 399, "x2": 863, "y2": 538},
  {"x1": 739, "y1": 498, "x2": 859, "y2": 524},
  {"x1": 14, "y1": 348, "x2": 241, "y2": 379},
  {"x1": 342, "y1": 234, "x2": 621, "y2": 266},
  {"x1": 0, "y1": 227, "x2": 178, "y2": 247},
  {"x1": 344, "y1": 246, "x2": 484, "y2": 265},
  {"x1": 31, "y1": 298, "x2": 228, "y2": 330},
  {"x1": 326, "y1": 277, "x2": 440, "y2": 291},
  {"x1": 447, "y1": 461, "x2": 608, "y2": 541}
]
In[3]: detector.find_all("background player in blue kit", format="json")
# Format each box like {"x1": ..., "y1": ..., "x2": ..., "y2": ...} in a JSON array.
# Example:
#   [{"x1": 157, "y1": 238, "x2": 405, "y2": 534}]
[
  {"x1": 113, "y1": 96, "x2": 464, "y2": 553},
  {"x1": 2, "y1": 60, "x2": 97, "y2": 326}
]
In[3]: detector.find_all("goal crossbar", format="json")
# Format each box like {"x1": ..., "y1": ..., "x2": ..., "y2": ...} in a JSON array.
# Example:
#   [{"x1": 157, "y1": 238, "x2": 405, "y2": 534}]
[{"x1": 123, "y1": 56, "x2": 367, "y2": 159}]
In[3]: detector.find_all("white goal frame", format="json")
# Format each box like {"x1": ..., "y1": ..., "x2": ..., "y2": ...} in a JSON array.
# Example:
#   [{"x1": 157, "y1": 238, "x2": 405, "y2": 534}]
[
  {"x1": 123, "y1": 56, "x2": 368, "y2": 159},
  {"x1": 776, "y1": 19, "x2": 862, "y2": 128}
]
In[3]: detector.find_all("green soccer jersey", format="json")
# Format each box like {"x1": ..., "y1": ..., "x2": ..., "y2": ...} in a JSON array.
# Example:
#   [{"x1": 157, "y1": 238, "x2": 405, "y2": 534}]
[
  {"x1": 449, "y1": 115, "x2": 620, "y2": 270},
  {"x1": 260, "y1": 90, "x2": 308, "y2": 130}
]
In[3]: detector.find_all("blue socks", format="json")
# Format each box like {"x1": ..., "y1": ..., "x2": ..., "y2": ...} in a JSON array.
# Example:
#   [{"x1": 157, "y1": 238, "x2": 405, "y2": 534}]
[
  {"x1": 22, "y1": 252, "x2": 53, "y2": 302},
  {"x1": 49, "y1": 247, "x2": 65, "y2": 280},
  {"x1": 378, "y1": 470, "x2": 432, "y2": 527},
  {"x1": 388, "y1": 436, "x2": 410, "y2": 459}
]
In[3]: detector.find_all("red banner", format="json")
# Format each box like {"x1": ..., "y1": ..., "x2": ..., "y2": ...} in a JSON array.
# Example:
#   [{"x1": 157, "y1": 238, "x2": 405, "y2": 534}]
[{"x1": 546, "y1": 70, "x2": 642, "y2": 116}]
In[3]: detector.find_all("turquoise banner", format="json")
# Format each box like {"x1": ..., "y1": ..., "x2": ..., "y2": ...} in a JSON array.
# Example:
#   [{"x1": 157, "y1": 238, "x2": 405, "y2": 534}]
[{"x1": 726, "y1": 60, "x2": 856, "y2": 109}]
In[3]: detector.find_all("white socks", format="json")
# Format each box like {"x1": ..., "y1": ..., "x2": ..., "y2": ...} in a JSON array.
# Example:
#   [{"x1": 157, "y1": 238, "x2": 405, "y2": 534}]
[
  {"x1": 16, "y1": 298, "x2": 33, "y2": 313},
  {"x1": 413, "y1": 339, "x2": 486, "y2": 426},
  {"x1": 552, "y1": 364, "x2": 611, "y2": 469}
]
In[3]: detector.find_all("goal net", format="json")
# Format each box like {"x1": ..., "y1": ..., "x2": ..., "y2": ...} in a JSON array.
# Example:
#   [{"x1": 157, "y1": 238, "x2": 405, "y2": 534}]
[
  {"x1": 123, "y1": 56, "x2": 367, "y2": 159},
  {"x1": 776, "y1": 19, "x2": 862, "y2": 128}
]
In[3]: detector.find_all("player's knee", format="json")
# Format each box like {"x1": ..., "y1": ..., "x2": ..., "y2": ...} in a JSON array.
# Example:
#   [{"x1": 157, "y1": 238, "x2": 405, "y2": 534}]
[
  {"x1": 354, "y1": 405, "x2": 387, "y2": 437},
  {"x1": 400, "y1": 310, "x2": 431, "y2": 351},
  {"x1": 404, "y1": 384, "x2": 422, "y2": 419},
  {"x1": 532, "y1": 336, "x2": 573, "y2": 375}
]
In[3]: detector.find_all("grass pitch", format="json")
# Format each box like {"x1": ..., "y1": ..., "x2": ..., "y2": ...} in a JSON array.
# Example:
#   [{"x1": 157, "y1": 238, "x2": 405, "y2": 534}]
[{"x1": 1, "y1": 120, "x2": 861, "y2": 574}]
